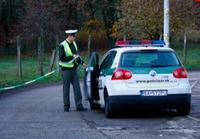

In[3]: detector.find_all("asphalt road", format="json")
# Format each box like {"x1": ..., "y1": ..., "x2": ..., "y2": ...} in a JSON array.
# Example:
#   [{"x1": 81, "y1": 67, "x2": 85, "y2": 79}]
[{"x1": 0, "y1": 71, "x2": 200, "y2": 139}]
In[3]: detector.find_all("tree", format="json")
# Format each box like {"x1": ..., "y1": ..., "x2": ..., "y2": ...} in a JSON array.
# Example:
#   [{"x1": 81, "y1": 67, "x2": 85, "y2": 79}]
[
  {"x1": 82, "y1": 0, "x2": 120, "y2": 35},
  {"x1": 16, "y1": 0, "x2": 89, "y2": 51},
  {"x1": 111, "y1": 0, "x2": 163, "y2": 40},
  {"x1": 0, "y1": 0, "x2": 24, "y2": 53},
  {"x1": 170, "y1": 0, "x2": 197, "y2": 34},
  {"x1": 111, "y1": 0, "x2": 198, "y2": 40},
  {"x1": 17, "y1": 0, "x2": 58, "y2": 50}
]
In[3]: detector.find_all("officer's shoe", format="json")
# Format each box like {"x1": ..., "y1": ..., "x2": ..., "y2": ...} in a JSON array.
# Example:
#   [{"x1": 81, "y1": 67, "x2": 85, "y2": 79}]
[
  {"x1": 77, "y1": 107, "x2": 87, "y2": 111},
  {"x1": 64, "y1": 108, "x2": 69, "y2": 112}
]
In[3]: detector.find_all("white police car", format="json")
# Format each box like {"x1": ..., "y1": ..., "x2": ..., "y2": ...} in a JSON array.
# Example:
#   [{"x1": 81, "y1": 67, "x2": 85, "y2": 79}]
[{"x1": 84, "y1": 40, "x2": 191, "y2": 118}]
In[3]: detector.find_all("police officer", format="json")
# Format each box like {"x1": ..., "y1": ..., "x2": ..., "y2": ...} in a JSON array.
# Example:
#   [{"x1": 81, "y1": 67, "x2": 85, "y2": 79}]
[{"x1": 59, "y1": 28, "x2": 87, "y2": 112}]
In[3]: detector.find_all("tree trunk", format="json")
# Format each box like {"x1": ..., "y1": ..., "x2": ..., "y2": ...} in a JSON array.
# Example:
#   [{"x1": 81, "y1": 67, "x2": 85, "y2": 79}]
[
  {"x1": 183, "y1": 32, "x2": 187, "y2": 64},
  {"x1": 88, "y1": 34, "x2": 91, "y2": 58},
  {"x1": 37, "y1": 36, "x2": 44, "y2": 76},
  {"x1": 55, "y1": 35, "x2": 59, "y2": 71},
  {"x1": 17, "y1": 35, "x2": 22, "y2": 79},
  {"x1": 48, "y1": 50, "x2": 56, "y2": 72}
]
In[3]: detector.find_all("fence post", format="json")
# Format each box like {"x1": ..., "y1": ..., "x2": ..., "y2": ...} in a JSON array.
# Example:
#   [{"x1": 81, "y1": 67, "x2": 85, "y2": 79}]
[
  {"x1": 37, "y1": 36, "x2": 44, "y2": 76},
  {"x1": 160, "y1": 33, "x2": 163, "y2": 40},
  {"x1": 88, "y1": 34, "x2": 91, "y2": 58},
  {"x1": 55, "y1": 36, "x2": 59, "y2": 71},
  {"x1": 48, "y1": 50, "x2": 56, "y2": 72},
  {"x1": 183, "y1": 32, "x2": 187, "y2": 64},
  {"x1": 123, "y1": 35, "x2": 126, "y2": 41},
  {"x1": 17, "y1": 35, "x2": 22, "y2": 79}
]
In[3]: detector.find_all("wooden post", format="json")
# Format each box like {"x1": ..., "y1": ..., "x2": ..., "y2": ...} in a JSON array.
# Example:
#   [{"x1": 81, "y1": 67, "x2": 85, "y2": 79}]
[
  {"x1": 88, "y1": 34, "x2": 91, "y2": 58},
  {"x1": 55, "y1": 36, "x2": 60, "y2": 71},
  {"x1": 48, "y1": 50, "x2": 56, "y2": 72},
  {"x1": 159, "y1": 33, "x2": 163, "y2": 40},
  {"x1": 37, "y1": 37, "x2": 44, "y2": 76},
  {"x1": 183, "y1": 32, "x2": 187, "y2": 64},
  {"x1": 123, "y1": 35, "x2": 126, "y2": 41},
  {"x1": 17, "y1": 35, "x2": 22, "y2": 79}
]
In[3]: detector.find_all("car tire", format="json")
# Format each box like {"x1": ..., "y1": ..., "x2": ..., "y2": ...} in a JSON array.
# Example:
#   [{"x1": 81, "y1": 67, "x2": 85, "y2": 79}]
[
  {"x1": 177, "y1": 103, "x2": 191, "y2": 116},
  {"x1": 89, "y1": 100, "x2": 100, "y2": 110},
  {"x1": 105, "y1": 96, "x2": 114, "y2": 118}
]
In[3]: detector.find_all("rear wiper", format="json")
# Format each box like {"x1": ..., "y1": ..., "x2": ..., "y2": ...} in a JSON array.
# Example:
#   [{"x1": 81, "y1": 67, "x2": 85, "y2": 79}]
[{"x1": 151, "y1": 65, "x2": 167, "y2": 67}]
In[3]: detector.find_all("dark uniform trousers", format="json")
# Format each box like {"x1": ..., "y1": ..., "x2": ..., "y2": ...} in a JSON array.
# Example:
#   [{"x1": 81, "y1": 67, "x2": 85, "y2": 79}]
[{"x1": 62, "y1": 68, "x2": 83, "y2": 109}]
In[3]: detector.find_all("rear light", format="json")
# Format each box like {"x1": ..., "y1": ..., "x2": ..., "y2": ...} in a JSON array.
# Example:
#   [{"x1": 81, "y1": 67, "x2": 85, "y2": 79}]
[
  {"x1": 111, "y1": 69, "x2": 132, "y2": 80},
  {"x1": 173, "y1": 68, "x2": 188, "y2": 78}
]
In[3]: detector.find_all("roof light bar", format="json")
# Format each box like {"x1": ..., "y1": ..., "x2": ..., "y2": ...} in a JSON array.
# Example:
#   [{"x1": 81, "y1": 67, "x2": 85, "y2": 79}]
[{"x1": 115, "y1": 40, "x2": 165, "y2": 47}]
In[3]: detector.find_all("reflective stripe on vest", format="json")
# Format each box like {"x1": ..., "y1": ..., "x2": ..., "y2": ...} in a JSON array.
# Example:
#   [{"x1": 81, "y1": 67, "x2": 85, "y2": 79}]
[{"x1": 59, "y1": 40, "x2": 78, "y2": 68}]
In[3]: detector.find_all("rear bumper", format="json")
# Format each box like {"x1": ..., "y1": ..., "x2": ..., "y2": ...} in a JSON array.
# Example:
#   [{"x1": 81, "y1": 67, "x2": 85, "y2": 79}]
[{"x1": 109, "y1": 94, "x2": 191, "y2": 110}]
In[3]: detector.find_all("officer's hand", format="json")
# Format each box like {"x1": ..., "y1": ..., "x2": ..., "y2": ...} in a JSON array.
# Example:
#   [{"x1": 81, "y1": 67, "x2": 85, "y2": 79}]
[
  {"x1": 73, "y1": 54, "x2": 79, "y2": 59},
  {"x1": 83, "y1": 63, "x2": 87, "y2": 69}
]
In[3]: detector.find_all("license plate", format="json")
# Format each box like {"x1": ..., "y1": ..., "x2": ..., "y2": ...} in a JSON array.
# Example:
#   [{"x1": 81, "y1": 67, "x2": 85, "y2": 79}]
[{"x1": 140, "y1": 90, "x2": 168, "y2": 96}]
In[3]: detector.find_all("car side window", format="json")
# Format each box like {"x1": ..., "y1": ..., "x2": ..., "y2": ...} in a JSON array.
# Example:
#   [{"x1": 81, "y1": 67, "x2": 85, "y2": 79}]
[{"x1": 100, "y1": 51, "x2": 116, "y2": 71}]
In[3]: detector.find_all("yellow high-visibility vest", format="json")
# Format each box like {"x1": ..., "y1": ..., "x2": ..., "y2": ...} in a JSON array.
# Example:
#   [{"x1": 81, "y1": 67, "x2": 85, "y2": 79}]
[{"x1": 59, "y1": 40, "x2": 78, "y2": 68}]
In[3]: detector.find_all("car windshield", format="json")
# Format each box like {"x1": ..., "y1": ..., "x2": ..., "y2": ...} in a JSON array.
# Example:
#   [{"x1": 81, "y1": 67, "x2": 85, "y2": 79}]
[{"x1": 120, "y1": 50, "x2": 181, "y2": 68}]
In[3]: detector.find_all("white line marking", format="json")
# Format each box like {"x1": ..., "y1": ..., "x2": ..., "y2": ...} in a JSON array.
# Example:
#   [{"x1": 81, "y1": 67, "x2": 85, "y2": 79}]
[
  {"x1": 191, "y1": 80, "x2": 199, "y2": 89},
  {"x1": 187, "y1": 115, "x2": 200, "y2": 122}
]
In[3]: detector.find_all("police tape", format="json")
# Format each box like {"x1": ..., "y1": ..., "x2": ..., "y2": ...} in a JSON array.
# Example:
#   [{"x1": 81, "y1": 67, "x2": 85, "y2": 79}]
[
  {"x1": 0, "y1": 56, "x2": 85, "y2": 92},
  {"x1": 0, "y1": 70, "x2": 57, "y2": 92}
]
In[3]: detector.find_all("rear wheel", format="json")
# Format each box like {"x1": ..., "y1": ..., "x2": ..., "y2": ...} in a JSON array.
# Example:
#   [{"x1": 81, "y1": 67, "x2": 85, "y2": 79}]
[
  {"x1": 105, "y1": 95, "x2": 114, "y2": 118},
  {"x1": 177, "y1": 103, "x2": 191, "y2": 116}
]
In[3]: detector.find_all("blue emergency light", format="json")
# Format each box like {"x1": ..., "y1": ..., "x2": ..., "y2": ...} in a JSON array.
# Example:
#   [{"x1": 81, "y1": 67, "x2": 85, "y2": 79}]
[{"x1": 115, "y1": 40, "x2": 165, "y2": 47}]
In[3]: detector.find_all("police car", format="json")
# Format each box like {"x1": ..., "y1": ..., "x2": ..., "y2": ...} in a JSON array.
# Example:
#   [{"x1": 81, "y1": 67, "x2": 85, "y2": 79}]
[{"x1": 84, "y1": 40, "x2": 191, "y2": 118}]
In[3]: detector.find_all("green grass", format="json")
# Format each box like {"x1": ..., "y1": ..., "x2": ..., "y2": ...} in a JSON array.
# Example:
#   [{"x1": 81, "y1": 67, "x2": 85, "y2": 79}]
[
  {"x1": 0, "y1": 54, "x2": 88, "y2": 88},
  {"x1": 0, "y1": 43, "x2": 199, "y2": 88},
  {"x1": 0, "y1": 56, "x2": 50, "y2": 88},
  {"x1": 171, "y1": 42, "x2": 200, "y2": 70}
]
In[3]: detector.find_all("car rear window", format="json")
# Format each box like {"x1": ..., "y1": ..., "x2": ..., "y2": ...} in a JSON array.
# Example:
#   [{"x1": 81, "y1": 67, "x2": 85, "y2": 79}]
[{"x1": 120, "y1": 50, "x2": 181, "y2": 68}]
